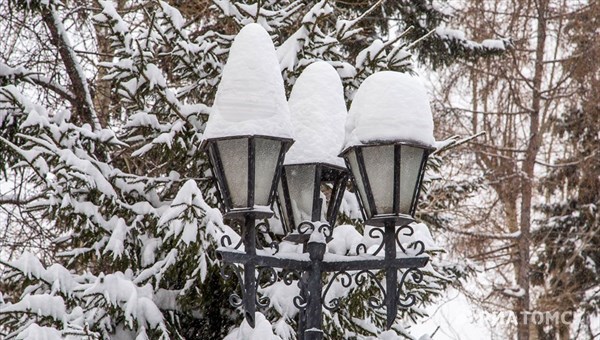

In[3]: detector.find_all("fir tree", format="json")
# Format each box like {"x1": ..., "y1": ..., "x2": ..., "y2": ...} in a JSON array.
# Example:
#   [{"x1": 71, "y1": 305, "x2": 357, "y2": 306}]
[{"x1": 0, "y1": 0, "x2": 505, "y2": 338}]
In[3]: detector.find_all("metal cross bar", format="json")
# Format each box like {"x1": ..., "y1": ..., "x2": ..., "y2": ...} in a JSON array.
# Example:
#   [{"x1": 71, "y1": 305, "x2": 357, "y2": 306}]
[{"x1": 217, "y1": 219, "x2": 429, "y2": 339}]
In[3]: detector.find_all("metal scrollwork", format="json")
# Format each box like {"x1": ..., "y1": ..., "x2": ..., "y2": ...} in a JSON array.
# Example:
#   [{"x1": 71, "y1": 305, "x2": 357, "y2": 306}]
[
  {"x1": 293, "y1": 293, "x2": 308, "y2": 310},
  {"x1": 396, "y1": 225, "x2": 425, "y2": 256},
  {"x1": 255, "y1": 221, "x2": 280, "y2": 254},
  {"x1": 397, "y1": 267, "x2": 424, "y2": 308},
  {"x1": 256, "y1": 267, "x2": 279, "y2": 308},
  {"x1": 355, "y1": 243, "x2": 367, "y2": 255},
  {"x1": 322, "y1": 271, "x2": 352, "y2": 311},
  {"x1": 220, "y1": 234, "x2": 243, "y2": 250},
  {"x1": 256, "y1": 294, "x2": 271, "y2": 308},
  {"x1": 257, "y1": 266, "x2": 278, "y2": 287},
  {"x1": 355, "y1": 227, "x2": 385, "y2": 256},
  {"x1": 408, "y1": 240, "x2": 425, "y2": 256},
  {"x1": 354, "y1": 270, "x2": 386, "y2": 309},
  {"x1": 282, "y1": 269, "x2": 301, "y2": 286},
  {"x1": 318, "y1": 223, "x2": 332, "y2": 238},
  {"x1": 298, "y1": 221, "x2": 315, "y2": 235},
  {"x1": 220, "y1": 263, "x2": 244, "y2": 308}
]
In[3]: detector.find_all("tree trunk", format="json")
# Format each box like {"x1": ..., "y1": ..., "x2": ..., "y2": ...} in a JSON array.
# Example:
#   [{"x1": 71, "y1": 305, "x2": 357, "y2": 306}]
[{"x1": 516, "y1": 1, "x2": 548, "y2": 339}]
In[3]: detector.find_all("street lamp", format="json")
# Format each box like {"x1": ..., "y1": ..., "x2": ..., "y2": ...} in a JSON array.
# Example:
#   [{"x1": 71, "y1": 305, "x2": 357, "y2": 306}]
[
  {"x1": 205, "y1": 135, "x2": 291, "y2": 219},
  {"x1": 275, "y1": 61, "x2": 349, "y2": 338},
  {"x1": 277, "y1": 61, "x2": 348, "y2": 239},
  {"x1": 342, "y1": 142, "x2": 433, "y2": 227},
  {"x1": 201, "y1": 23, "x2": 294, "y2": 327},
  {"x1": 340, "y1": 71, "x2": 436, "y2": 329},
  {"x1": 204, "y1": 24, "x2": 436, "y2": 339}
]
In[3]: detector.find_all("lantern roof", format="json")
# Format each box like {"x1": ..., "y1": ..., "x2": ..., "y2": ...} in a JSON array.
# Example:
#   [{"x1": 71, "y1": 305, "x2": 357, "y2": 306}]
[
  {"x1": 284, "y1": 61, "x2": 346, "y2": 168},
  {"x1": 203, "y1": 23, "x2": 293, "y2": 140},
  {"x1": 342, "y1": 71, "x2": 435, "y2": 151}
]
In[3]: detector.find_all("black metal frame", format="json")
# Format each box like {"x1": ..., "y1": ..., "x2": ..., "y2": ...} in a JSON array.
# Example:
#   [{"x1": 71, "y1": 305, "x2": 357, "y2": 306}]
[
  {"x1": 202, "y1": 134, "x2": 293, "y2": 219},
  {"x1": 217, "y1": 219, "x2": 429, "y2": 340},
  {"x1": 205, "y1": 138, "x2": 434, "y2": 340},
  {"x1": 276, "y1": 162, "x2": 348, "y2": 235},
  {"x1": 340, "y1": 141, "x2": 435, "y2": 227}
]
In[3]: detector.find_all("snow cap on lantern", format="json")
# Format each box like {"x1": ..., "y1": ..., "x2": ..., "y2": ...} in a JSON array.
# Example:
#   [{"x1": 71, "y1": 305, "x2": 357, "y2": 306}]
[
  {"x1": 342, "y1": 71, "x2": 435, "y2": 150},
  {"x1": 284, "y1": 61, "x2": 346, "y2": 167},
  {"x1": 203, "y1": 23, "x2": 293, "y2": 140}
]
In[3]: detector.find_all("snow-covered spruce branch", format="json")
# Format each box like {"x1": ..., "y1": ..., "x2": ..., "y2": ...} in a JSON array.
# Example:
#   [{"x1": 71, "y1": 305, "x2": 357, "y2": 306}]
[{"x1": 39, "y1": 3, "x2": 101, "y2": 130}]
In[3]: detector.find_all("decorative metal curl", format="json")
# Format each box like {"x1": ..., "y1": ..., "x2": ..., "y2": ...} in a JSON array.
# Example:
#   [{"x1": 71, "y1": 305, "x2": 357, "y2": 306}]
[
  {"x1": 282, "y1": 269, "x2": 301, "y2": 286},
  {"x1": 396, "y1": 225, "x2": 425, "y2": 256},
  {"x1": 397, "y1": 267, "x2": 424, "y2": 308},
  {"x1": 318, "y1": 223, "x2": 333, "y2": 238},
  {"x1": 297, "y1": 221, "x2": 315, "y2": 235},
  {"x1": 355, "y1": 227, "x2": 385, "y2": 256},
  {"x1": 322, "y1": 271, "x2": 352, "y2": 311},
  {"x1": 255, "y1": 221, "x2": 280, "y2": 254},
  {"x1": 256, "y1": 294, "x2": 271, "y2": 308},
  {"x1": 355, "y1": 243, "x2": 367, "y2": 255},
  {"x1": 354, "y1": 270, "x2": 386, "y2": 309},
  {"x1": 257, "y1": 266, "x2": 278, "y2": 288},
  {"x1": 296, "y1": 221, "x2": 333, "y2": 238},
  {"x1": 293, "y1": 293, "x2": 308, "y2": 310},
  {"x1": 255, "y1": 267, "x2": 279, "y2": 308},
  {"x1": 220, "y1": 263, "x2": 244, "y2": 308},
  {"x1": 220, "y1": 234, "x2": 243, "y2": 250},
  {"x1": 408, "y1": 240, "x2": 425, "y2": 256}
]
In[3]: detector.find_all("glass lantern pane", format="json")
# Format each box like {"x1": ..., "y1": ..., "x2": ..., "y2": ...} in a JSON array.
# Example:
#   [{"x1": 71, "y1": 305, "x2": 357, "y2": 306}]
[
  {"x1": 362, "y1": 145, "x2": 395, "y2": 214},
  {"x1": 399, "y1": 145, "x2": 425, "y2": 214},
  {"x1": 254, "y1": 138, "x2": 282, "y2": 206},
  {"x1": 286, "y1": 164, "x2": 316, "y2": 224},
  {"x1": 277, "y1": 182, "x2": 292, "y2": 233},
  {"x1": 217, "y1": 138, "x2": 248, "y2": 208},
  {"x1": 346, "y1": 149, "x2": 371, "y2": 218}
]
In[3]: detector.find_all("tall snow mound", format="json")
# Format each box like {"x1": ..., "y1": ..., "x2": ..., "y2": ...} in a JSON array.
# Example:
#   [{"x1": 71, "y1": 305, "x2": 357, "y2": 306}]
[
  {"x1": 203, "y1": 23, "x2": 292, "y2": 139},
  {"x1": 343, "y1": 71, "x2": 435, "y2": 150},
  {"x1": 285, "y1": 61, "x2": 346, "y2": 167}
]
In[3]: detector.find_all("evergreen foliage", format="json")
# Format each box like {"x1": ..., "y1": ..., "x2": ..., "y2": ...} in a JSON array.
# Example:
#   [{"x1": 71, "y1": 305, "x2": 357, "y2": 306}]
[{"x1": 0, "y1": 0, "x2": 504, "y2": 338}]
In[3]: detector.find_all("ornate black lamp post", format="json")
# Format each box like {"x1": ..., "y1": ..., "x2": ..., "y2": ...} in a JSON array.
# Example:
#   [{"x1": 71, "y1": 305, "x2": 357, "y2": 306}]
[
  {"x1": 339, "y1": 71, "x2": 436, "y2": 329},
  {"x1": 201, "y1": 23, "x2": 295, "y2": 327},
  {"x1": 204, "y1": 24, "x2": 436, "y2": 340},
  {"x1": 275, "y1": 61, "x2": 349, "y2": 339}
]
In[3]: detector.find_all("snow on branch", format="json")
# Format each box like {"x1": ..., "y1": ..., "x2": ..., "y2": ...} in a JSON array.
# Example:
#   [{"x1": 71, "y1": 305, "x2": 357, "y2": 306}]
[{"x1": 40, "y1": 4, "x2": 101, "y2": 130}]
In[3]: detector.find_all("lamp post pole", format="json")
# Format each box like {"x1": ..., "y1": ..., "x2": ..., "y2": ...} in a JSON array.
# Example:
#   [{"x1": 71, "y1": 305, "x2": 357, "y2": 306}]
[
  {"x1": 241, "y1": 215, "x2": 257, "y2": 327},
  {"x1": 384, "y1": 221, "x2": 398, "y2": 329}
]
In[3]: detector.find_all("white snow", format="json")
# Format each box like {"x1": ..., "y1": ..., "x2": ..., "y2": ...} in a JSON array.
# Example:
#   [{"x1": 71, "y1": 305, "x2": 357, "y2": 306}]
[
  {"x1": 8, "y1": 252, "x2": 46, "y2": 279},
  {"x1": 224, "y1": 312, "x2": 280, "y2": 340},
  {"x1": 84, "y1": 272, "x2": 165, "y2": 328},
  {"x1": 328, "y1": 224, "x2": 362, "y2": 255},
  {"x1": 435, "y1": 27, "x2": 507, "y2": 51},
  {"x1": 260, "y1": 281, "x2": 300, "y2": 318},
  {"x1": 0, "y1": 294, "x2": 66, "y2": 321},
  {"x1": 0, "y1": 62, "x2": 25, "y2": 77},
  {"x1": 284, "y1": 61, "x2": 346, "y2": 167},
  {"x1": 203, "y1": 23, "x2": 293, "y2": 140},
  {"x1": 482, "y1": 39, "x2": 506, "y2": 50},
  {"x1": 342, "y1": 71, "x2": 435, "y2": 150},
  {"x1": 435, "y1": 27, "x2": 466, "y2": 41},
  {"x1": 159, "y1": 1, "x2": 185, "y2": 29},
  {"x1": 15, "y1": 323, "x2": 62, "y2": 340},
  {"x1": 308, "y1": 229, "x2": 326, "y2": 244},
  {"x1": 104, "y1": 217, "x2": 129, "y2": 259}
]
